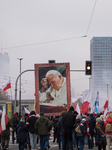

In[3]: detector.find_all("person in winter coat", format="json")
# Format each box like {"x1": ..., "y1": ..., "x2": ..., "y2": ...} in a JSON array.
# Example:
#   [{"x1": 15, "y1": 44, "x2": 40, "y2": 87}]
[
  {"x1": 95, "y1": 117, "x2": 106, "y2": 150},
  {"x1": 1, "y1": 119, "x2": 13, "y2": 150},
  {"x1": 16, "y1": 117, "x2": 28, "y2": 150},
  {"x1": 58, "y1": 111, "x2": 69, "y2": 150},
  {"x1": 11, "y1": 113, "x2": 19, "y2": 144},
  {"x1": 104, "y1": 112, "x2": 112, "y2": 150},
  {"x1": 62, "y1": 106, "x2": 76, "y2": 150},
  {"x1": 88, "y1": 113, "x2": 96, "y2": 149},
  {"x1": 76, "y1": 117, "x2": 91, "y2": 150},
  {"x1": 74, "y1": 115, "x2": 82, "y2": 150},
  {"x1": 52, "y1": 116, "x2": 59, "y2": 143},
  {"x1": 26, "y1": 111, "x2": 38, "y2": 150},
  {"x1": 35, "y1": 112, "x2": 52, "y2": 150}
]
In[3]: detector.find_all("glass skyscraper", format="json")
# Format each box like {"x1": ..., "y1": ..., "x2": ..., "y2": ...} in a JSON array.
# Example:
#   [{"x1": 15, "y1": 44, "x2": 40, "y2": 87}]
[{"x1": 90, "y1": 37, "x2": 112, "y2": 110}]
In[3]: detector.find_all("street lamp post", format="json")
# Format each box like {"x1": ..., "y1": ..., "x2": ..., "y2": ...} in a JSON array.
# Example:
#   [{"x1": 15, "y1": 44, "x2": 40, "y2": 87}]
[
  {"x1": 17, "y1": 58, "x2": 23, "y2": 115},
  {"x1": 107, "y1": 84, "x2": 109, "y2": 99}
]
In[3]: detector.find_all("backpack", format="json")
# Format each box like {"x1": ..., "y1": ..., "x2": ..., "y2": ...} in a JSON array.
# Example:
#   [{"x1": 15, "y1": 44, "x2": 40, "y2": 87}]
[
  {"x1": 12, "y1": 118, "x2": 18, "y2": 127},
  {"x1": 75, "y1": 125, "x2": 82, "y2": 134},
  {"x1": 105, "y1": 123, "x2": 112, "y2": 132}
]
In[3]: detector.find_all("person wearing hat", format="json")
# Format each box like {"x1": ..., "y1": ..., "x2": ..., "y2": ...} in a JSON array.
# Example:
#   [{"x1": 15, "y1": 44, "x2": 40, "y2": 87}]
[
  {"x1": 95, "y1": 117, "x2": 106, "y2": 150},
  {"x1": 26, "y1": 111, "x2": 38, "y2": 150},
  {"x1": 76, "y1": 117, "x2": 91, "y2": 150},
  {"x1": 11, "y1": 112, "x2": 19, "y2": 144},
  {"x1": 35, "y1": 112, "x2": 52, "y2": 150},
  {"x1": 62, "y1": 106, "x2": 76, "y2": 150}
]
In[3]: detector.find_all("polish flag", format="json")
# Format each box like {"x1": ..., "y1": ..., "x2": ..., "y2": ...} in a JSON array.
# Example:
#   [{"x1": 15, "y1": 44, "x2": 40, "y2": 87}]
[
  {"x1": 103, "y1": 100, "x2": 108, "y2": 111},
  {"x1": 104, "y1": 108, "x2": 109, "y2": 116},
  {"x1": 2, "y1": 79, "x2": 11, "y2": 91},
  {"x1": 0, "y1": 106, "x2": 9, "y2": 133}
]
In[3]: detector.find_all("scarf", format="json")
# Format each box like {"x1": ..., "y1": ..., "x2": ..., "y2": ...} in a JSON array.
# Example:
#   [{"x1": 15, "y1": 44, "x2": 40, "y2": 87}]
[{"x1": 86, "y1": 121, "x2": 89, "y2": 135}]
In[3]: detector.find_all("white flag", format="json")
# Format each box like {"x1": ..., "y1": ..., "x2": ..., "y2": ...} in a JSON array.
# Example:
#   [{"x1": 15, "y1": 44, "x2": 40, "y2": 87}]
[{"x1": 76, "y1": 103, "x2": 80, "y2": 115}]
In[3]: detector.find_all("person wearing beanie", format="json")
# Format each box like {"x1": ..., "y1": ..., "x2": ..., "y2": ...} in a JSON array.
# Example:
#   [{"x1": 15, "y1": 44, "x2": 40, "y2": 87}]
[
  {"x1": 95, "y1": 117, "x2": 106, "y2": 150},
  {"x1": 26, "y1": 111, "x2": 38, "y2": 150},
  {"x1": 11, "y1": 112, "x2": 19, "y2": 144},
  {"x1": 35, "y1": 112, "x2": 52, "y2": 150},
  {"x1": 62, "y1": 106, "x2": 76, "y2": 150},
  {"x1": 16, "y1": 117, "x2": 28, "y2": 150}
]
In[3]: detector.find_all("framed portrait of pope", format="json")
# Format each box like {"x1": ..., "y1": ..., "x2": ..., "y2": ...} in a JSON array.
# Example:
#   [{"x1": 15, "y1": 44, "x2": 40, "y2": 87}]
[{"x1": 34, "y1": 62, "x2": 71, "y2": 116}]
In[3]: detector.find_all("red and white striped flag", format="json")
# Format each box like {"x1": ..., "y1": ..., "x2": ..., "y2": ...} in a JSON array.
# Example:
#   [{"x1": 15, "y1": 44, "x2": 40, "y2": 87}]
[
  {"x1": 0, "y1": 106, "x2": 9, "y2": 133},
  {"x1": 2, "y1": 79, "x2": 11, "y2": 92}
]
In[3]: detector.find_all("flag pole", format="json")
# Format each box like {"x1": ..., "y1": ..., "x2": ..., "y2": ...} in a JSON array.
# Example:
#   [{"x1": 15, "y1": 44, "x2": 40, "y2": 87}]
[{"x1": 9, "y1": 77, "x2": 12, "y2": 101}]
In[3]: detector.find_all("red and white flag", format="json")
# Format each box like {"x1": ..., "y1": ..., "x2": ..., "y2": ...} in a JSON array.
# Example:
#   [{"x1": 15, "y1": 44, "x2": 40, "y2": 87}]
[
  {"x1": 2, "y1": 79, "x2": 11, "y2": 92},
  {"x1": 0, "y1": 106, "x2": 9, "y2": 133},
  {"x1": 103, "y1": 100, "x2": 108, "y2": 111},
  {"x1": 104, "y1": 108, "x2": 109, "y2": 116}
]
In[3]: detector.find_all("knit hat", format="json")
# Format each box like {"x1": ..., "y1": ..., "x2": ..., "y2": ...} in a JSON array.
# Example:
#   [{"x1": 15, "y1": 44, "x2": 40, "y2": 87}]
[
  {"x1": 30, "y1": 111, "x2": 36, "y2": 115},
  {"x1": 13, "y1": 113, "x2": 17, "y2": 116},
  {"x1": 86, "y1": 117, "x2": 91, "y2": 122},
  {"x1": 69, "y1": 106, "x2": 74, "y2": 111},
  {"x1": 40, "y1": 112, "x2": 44, "y2": 116}
]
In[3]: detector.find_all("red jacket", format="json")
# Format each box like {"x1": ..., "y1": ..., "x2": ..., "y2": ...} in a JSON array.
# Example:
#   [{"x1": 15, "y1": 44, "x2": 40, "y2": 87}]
[{"x1": 104, "y1": 118, "x2": 112, "y2": 134}]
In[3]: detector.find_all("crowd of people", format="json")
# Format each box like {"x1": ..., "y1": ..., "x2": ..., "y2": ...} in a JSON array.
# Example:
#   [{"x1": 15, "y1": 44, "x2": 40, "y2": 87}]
[{"x1": 0, "y1": 106, "x2": 112, "y2": 150}]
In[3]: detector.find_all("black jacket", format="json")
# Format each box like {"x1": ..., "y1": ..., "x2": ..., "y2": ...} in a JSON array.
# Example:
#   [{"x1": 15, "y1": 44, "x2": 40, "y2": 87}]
[
  {"x1": 89, "y1": 116, "x2": 96, "y2": 136},
  {"x1": 62, "y1": 111, "x2": 76, "y2": 129},
  {"x1": 16, "y1": 122, "x2": 28, "y2": 144},
  {"x1": 26, "y1": 116, "x2": 38, "y2": 134},
  {"x1": 58, "y1": 116, "x2": 64, "y2": 136}
]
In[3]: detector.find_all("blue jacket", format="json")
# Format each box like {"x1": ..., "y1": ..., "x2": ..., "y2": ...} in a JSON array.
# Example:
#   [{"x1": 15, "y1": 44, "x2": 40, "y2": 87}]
[{"x1": 16, "y1": 121, "x2": 28, "y2": 143}]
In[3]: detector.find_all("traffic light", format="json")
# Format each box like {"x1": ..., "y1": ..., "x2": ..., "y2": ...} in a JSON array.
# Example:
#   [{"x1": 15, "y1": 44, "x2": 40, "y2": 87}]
[
  {"x1": 48, "y1": 60, "x2": 55, "y2": 63},
  {"x1": 16, "y1": 101, "x2": 19, "y2": 107},
  {"x1": 85, "y1": 61, "x2": 92, "y2": 75}
]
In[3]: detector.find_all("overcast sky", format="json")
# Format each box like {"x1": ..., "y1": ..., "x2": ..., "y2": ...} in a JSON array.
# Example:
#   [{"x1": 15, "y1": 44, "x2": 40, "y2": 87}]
[{"x1": 0, "y1": 0, "x2": 112, "y2": 100}]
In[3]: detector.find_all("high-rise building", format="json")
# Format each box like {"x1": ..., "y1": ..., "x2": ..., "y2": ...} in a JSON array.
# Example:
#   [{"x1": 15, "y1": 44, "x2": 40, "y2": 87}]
[
  {"x1": 0, "y1": 52, "x2": 10, "y2": 78},
  {"x1": 90, "y1": 37, "x2": 112, "y2": 110}
]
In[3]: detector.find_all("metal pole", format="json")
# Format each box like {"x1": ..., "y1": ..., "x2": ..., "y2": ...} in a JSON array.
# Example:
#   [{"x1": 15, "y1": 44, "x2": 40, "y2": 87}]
[
  {"x1": 14, "y1": 69, "x2": 35, "y2": 113},
  {"x1": 19, "y1": 58, "x2": 23, "y2": 115},
  {"x1": 107, "y1": 85, "x2": 108, "y2": 98}
]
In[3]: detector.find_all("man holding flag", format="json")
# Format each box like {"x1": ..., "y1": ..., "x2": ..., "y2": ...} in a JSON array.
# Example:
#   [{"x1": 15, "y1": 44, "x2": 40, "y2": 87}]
[{"x1": 0, "y1": 106, "x2": 13, "y2": 150}]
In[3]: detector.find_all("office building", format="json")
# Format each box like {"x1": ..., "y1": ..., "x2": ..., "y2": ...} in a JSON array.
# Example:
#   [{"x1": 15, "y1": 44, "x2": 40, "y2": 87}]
[{"x1": 90, "y1": 37, "x2": 112, "y2": 110}]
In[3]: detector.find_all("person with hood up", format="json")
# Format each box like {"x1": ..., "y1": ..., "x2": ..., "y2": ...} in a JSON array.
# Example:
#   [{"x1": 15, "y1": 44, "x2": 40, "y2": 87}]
[
  {"x1": 16, "y1": 117, "x2": 28, "y2": 150},
  {"x1": 35, "y1": 112, "x2": 52, "y2": 150}
]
